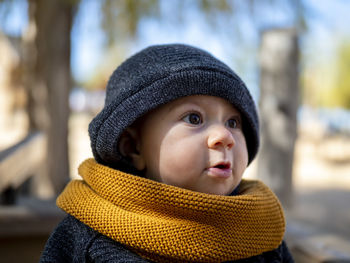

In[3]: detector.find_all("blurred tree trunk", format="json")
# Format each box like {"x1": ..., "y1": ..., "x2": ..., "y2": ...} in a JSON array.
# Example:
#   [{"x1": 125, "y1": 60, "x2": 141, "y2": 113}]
[
  {"x1": 257, "y1": 28, "x2": 299, "y2": 208},
  {"x1": 35, "y1": 0, "x2": 73, "y2": 196},
  {"x1": 23, "y1": 1, "x2": 48, "y2": 133},
  {"x1": 22, "y1": 0, "x2": 74, "y2": 197}
]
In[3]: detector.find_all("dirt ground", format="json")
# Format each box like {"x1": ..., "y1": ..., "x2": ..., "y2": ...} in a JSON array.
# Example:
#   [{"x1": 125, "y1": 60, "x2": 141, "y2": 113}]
[{"x1": 289, "y1": 133, "x2": 350, "y2": 244}]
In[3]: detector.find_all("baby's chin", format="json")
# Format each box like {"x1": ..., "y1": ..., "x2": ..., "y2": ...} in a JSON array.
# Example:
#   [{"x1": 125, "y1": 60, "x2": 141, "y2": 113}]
[
  {"x1": 206, "y1": 180, "x2": 241, "y2": 196},
  {"x1": 149, "y1": 171, "x2": 239, "y2": 196},
  {"x1": 186, "y1": 184, "x2": 238, "y2": 196},
  {"x1": 205, "y1": 188, "x2": 235, "y2": 196}
]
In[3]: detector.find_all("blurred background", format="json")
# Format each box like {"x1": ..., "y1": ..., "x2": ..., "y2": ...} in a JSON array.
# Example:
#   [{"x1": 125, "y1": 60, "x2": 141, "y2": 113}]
[{"x1": 0, "y1": 0, "x2": 349, "y2": 262}]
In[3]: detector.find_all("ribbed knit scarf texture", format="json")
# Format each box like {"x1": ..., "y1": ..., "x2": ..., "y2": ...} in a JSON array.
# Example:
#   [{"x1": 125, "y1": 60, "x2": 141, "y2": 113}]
[{"x1": 57, "y1": 158, "x2": 285, "y2": 262}]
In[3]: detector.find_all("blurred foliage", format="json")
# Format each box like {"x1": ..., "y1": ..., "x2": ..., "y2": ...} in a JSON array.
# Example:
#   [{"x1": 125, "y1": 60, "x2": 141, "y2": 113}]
[
  {"x1": 99, "y1": 0, "x2": 306, "y2": 46},
  {"x1": 1, "y1": 0, "x2": 308, "y2": 91},
  {"x1": 303, "y1": 40, "x2": 350, "y2": 109},
  {"x1": 101, "y1": 0, "x2": 160, "y2": 46},
  {"x1": 90, "y1": 0, "x2": 307, "y2": 90},
  {"x1": 333, "y1": 41, "x2": 350, "y2": 109}
]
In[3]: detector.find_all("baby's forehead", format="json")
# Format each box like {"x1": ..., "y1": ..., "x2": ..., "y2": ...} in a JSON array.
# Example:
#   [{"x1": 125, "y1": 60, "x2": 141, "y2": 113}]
[{"x1": 162, "y1": 95, "x2": 241, "y2": 114}]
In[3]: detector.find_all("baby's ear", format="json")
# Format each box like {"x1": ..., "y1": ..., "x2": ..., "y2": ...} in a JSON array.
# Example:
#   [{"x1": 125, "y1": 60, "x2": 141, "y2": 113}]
[{"x1": 118, "y1": 127, "x2": 146, "y2": 171}]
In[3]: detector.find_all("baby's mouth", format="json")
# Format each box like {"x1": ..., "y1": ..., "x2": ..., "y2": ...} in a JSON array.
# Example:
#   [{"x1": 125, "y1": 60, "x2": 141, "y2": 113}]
[
  {"x1": 213, "y1": 163, "x2": 230, "y2": 169},
  {"x1": 208, "y1": 162, "x2": 232, "y2": 178}
]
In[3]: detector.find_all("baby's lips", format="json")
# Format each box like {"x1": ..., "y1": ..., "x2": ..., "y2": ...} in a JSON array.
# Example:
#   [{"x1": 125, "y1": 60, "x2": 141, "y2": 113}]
[{"x1": 208, "y1": 166, "x2": 232, "y2": 178}]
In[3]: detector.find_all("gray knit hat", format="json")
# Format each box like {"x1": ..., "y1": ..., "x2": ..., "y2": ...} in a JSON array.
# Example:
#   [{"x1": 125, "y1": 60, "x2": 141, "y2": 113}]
[{"x1": 89, "y1": 44, "x2": 259, "y2": 170}]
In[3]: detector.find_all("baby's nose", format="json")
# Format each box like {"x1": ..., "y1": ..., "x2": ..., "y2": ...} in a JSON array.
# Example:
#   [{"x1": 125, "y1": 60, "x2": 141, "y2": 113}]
[{"x1": 207, "y1": 125, "x2": 235, "y2": 149}]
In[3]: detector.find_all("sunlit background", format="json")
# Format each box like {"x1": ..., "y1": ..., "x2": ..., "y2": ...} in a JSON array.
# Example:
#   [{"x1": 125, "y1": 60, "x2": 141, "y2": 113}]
[{"x1": 0, "y1": 0, "x2": 350, "y2": 262}]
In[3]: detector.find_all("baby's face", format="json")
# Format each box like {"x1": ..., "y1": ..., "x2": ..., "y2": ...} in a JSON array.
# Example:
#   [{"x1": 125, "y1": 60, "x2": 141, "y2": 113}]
[{"x1": 136, "y1": 95, "x2": 248, "y2": 195}]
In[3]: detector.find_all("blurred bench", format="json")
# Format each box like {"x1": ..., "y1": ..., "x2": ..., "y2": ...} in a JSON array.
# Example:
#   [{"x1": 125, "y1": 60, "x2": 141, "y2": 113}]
[
  {"x1": 0, "y1": 132, "x2": 44, "y2": 202},
  {"x1": 0, "y1": 132, "x2": 64, "y2": 263}
]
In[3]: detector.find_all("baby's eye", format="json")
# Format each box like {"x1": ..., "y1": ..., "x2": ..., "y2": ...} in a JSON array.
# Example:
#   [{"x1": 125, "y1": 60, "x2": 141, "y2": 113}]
[
  {"x1": 183, "y1": 113, "x2": 202, "y2": 125},
  {"x1": 227, "y1": 118, "x2": 238, "y2": 129}
]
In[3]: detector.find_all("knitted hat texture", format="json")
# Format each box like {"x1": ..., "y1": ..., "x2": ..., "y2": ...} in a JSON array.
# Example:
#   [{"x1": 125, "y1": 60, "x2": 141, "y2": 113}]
[{"x1": 89, "y1": 44, "x2": 259, "y2": 168}]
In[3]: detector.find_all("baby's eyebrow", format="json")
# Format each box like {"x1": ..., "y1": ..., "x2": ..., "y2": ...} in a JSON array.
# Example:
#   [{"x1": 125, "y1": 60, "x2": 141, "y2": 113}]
[
  {"x1": 231, "y1": 110, "x2": 242, "y2": 116},
  {"x1": 230, "y1": 112, "x2": 242, "y2": 120},
  {"x1": 167, "y1": 101, "x2": 198, "y2": 113}
]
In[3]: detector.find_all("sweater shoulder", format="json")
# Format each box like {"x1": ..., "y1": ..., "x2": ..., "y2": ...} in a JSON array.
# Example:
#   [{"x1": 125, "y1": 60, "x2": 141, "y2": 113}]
[
  {"x1": 40, "y1": 215, "x2": 149, "y2": 263},
  {"x1": 87, "y1": 233, "x2": 150, "y2": 262},
  {"x1": 40, "y1": 215, "x2": 99, "y2": 263}
]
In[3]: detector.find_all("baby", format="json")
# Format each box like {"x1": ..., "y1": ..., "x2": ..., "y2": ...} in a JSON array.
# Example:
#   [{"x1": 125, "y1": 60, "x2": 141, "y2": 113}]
[{"x1": 41, "y1": 44, "x2": 293, "y2": 262}]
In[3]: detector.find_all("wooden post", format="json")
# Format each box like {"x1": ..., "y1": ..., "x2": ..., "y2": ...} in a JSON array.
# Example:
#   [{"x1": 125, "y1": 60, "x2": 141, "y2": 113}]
[{"x1": 258, "y1": 28, "x2": 299, "y2": 207}]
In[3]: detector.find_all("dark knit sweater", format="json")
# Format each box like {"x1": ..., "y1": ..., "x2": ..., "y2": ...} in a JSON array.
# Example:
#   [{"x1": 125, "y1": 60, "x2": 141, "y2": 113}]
[{"x1": 40, "y1": 215, "x2": 294, "y2": 263}]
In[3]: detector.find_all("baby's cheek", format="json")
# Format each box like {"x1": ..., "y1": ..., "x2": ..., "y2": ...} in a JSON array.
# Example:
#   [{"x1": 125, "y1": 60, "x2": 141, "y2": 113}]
[
  {"x1": 160, "y1": 143, "x2": 199, "y2": 178},
  {"x1": 161, "y1": 146, "x2": 189, "y2": 173},
  {"x1": 239, "y1": 142, "x2": 249, "y2": 167},
  {"x1": 235, "y1": 134, "x2": 248, "y2": 163}
]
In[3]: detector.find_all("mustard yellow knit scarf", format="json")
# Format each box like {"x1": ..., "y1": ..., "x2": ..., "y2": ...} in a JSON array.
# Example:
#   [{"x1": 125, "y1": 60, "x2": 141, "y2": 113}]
[{"x1": 57, "y1": 158, "x2": 285, "y2": 262}]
